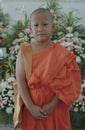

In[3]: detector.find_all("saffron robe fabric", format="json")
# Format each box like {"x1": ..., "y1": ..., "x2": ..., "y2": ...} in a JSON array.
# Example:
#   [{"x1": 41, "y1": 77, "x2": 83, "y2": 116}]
[{"x1": 20, "y1": 43, "x2": 81, "y2": 130}]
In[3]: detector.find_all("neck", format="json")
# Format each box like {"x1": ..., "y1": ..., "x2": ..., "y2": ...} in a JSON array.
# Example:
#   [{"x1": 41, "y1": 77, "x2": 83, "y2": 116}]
[{"x1": 33, "y1": 40, "x2": 53, "y2": 49}]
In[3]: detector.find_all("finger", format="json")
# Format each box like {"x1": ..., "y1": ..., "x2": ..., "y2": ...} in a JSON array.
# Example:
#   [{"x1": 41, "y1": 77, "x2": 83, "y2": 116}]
[
  {"x1": 40, "y1": 108, "x2": 47, "y2": 115},
  {"x1": 39, "y1": 108, "x2": 45, "y2": 114},
  {"x1": 37, "y1": 116, "x2": 47, "y2": 120},
  {"x1": 39, "y1": 112, "x2": 48, "y2": 119}
]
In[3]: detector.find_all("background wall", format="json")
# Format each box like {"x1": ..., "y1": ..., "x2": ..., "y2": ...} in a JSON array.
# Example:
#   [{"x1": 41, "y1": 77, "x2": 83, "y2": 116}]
[{"x1": 1, "y1": 0, "x2": 85, "y2": 25}]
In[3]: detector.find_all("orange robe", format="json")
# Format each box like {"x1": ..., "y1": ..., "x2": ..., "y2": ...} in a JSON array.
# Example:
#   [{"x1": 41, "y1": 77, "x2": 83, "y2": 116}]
[{"x1": 21, "y1": 43, "x2": 81, "y2": 130}]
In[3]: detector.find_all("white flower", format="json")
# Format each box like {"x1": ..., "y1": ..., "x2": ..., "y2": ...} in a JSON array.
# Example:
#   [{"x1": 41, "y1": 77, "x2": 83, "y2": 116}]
[
  {"x1": 66, "y1": 27, "x2": 73, "y2": 33},
  {"x1": 18, "y1": 32, "x2": 24, "y2": 38},
  {"x1": 9, "y1": 55, "x2": 15, "y2": 60},
  {"x1": 24, "y1": 28, "x2": 30, "y2": 34},
  {"x1": 1, "y1": 104, "x2": 5, "y2": 109},
  {"x1": 73, "y1": 107, "x2": 79, "y2": 112},
  {"x1": 7, "y1": 90, "x2": 14, "y2": 96},
  {"x1": 76, "y1": 56, "x2": 81, "y2": 63},
  {"x1": 66, "y1": 33, "x2": 73, "y2": 38},
  {"x1": 74, "y1": 31, "x2": 79, "y2": 37},
  {"x1": 0, "y1": 81, "x2": 8, "y2": 88},
  {"x1": 6, "y1": 107, "x2": 13, "y2": 114},
  {"x1": 53, "y1": 40, "x2": 58, "y2": 44},
  {"x1": 57, "y1": 32, "x2": 63, "y2": 36},
  {"x1": 24, "y1": 35, "x2": 29, "y2": 42},
  {"x1": 81, "y1": 39, "x2": 85, "y2": 44},
  {"x1": 0, "y1": 79, "x2": 14, "y2": 114},
  {"x1": 50, "y1": 9, "x2": 54, "y2": 14},
  {"x1": 80, "y1": 54, "x2": 85, "y2": 59},
  {"x1": 0, "y1": 22, "x2": 3, "y2": 27},
  {"x1": 7, "y1": 77, "x2": 16, "y2": 83},
  {"x1": 14, "y1": 44, "x2": 20, "y2": 51},
  {"x1": 1, "y1": 33, "x2": 7, "y2": 38},
  {"x1": 82, "y1": 82, "x2": 85, "y2": 88},
  {"x1": 60, "y1": 41, "x2": 67, "y2": 46}
]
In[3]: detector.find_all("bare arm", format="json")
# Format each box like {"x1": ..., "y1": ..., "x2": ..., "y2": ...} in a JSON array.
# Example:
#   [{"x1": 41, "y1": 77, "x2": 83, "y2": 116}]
[
  {"x1": 42, "y1": 95, "x2": 60, "y2": 116},
  {"x1": 16, "y1": 51, "x2": 34, "y2": 110},
  {"x1": 16, "y1": 52, "x2": 47, "y2": 119}
]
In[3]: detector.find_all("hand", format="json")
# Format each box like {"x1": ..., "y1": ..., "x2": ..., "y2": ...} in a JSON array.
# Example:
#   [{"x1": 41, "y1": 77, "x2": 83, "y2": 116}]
[
  {"x1": 29, "y1": 104, "x2": 48, "y2": 120},
  {"x1": 42, "y1": 95, "x2": 59, "y2": 116},
  {"x1": 42, "y1": 103, "x2": 53, "y2": 116}
]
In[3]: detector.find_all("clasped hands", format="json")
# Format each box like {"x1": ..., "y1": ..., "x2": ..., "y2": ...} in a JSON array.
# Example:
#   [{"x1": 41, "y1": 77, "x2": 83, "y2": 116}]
[{"x1": 29, "y1": 102, "x2": 56, "y2": 120}]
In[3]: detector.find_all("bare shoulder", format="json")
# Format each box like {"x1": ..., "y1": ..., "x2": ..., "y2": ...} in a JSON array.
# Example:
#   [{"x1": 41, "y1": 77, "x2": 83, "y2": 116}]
[
  {"x1": 17, "y1": 51, "x2": 23, "y2": 63},
  {"x1": 16, "y1": 51, "x2": 24, "y2": 71}
]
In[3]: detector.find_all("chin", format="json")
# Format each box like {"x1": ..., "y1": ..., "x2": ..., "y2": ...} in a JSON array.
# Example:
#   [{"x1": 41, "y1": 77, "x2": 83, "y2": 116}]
[{"x1": 37, "y1": 38, "x2": 48, "y2": 42}]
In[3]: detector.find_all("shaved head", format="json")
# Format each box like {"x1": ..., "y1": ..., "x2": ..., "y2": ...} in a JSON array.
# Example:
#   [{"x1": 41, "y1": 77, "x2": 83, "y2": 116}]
[{"x1": 30, "y1": 8, "x2": 54, "y2": 22}]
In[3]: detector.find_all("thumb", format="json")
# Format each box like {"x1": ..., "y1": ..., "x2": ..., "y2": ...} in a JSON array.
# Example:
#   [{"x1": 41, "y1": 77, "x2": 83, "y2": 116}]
[
  {"x1": 40, "y1": 108, "x2": 45, "y2": 114},
  {"x1": 40, "y1": 108, "x2": 46, "y2": 115}
]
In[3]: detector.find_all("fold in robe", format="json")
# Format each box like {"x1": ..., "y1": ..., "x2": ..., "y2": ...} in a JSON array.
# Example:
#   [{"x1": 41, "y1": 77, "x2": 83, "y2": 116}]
[{"x1": 21, "y1": 43, "x2": 81, "y2": 130}]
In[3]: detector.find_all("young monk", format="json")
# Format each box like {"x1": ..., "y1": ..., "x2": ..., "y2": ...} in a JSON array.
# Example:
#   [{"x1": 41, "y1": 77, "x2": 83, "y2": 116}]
[{"x1": 14, "y1": 8, "x2": 81, "y2": 130}]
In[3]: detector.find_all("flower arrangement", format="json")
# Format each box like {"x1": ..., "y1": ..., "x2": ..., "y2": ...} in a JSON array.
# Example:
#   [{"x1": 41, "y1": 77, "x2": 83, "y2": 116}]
[
  {"x1": 6, "y1": 28, "x2": 31, "y2": 75},
  {"x1": 0, "y1": 12, "x2": 31, "y2": 114},
  {"x1": 71, "y1": 81, "x2": 85, "y2": 112},
  {"x1": 0, "y1": 27, "x2": 31, "y2": 114},
  {"x1": 0, "y1": 8, "x2": 10, "y2": 48},
  {"x1": 57, "y1": 27, "x2": 85, "y2": 64},
  {"x1": 9, "y1": 28, "x2": 31, "y2": 61},
  {"x1": 0, "y1": 9, "x2": 10, "y2": 80},
  {"x1": 0, "y1": 22, "x2": 8, "y2": 47},
  {"x1": 0, "y1": 76, "x2": 16, "y2": 114}
]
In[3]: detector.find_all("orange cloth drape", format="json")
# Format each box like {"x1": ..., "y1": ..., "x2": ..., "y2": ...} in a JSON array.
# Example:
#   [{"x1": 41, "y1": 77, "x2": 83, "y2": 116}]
[{"x1": 21, "y1": 43, "x2": 81, "y2": 130}]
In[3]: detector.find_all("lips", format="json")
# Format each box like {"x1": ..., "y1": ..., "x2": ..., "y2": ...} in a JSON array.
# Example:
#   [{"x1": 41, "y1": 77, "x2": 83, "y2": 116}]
[{"x1": 37, "y1": 34, "x2": 45, "y2": 37}]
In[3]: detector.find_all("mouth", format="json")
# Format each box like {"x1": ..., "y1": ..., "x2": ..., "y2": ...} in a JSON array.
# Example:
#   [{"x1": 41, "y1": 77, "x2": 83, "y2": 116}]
[{"x1": 37, "y1": 34, "x2": 45, "y2": 37}]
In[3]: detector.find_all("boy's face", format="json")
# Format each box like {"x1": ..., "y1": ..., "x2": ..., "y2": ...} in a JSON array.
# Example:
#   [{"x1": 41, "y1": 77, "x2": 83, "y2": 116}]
[{"x1": 30, "y1": 13, "x2": 54, "y2": 42}]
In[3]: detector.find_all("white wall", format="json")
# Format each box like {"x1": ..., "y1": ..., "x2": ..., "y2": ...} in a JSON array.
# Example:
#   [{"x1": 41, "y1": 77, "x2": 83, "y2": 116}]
[{"x1": 1, "y1": 1, "x2": 85, "y2": 25}]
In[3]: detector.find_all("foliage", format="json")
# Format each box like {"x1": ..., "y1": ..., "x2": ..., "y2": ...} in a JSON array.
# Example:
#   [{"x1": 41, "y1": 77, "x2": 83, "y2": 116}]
[
  {"x1": 80, "y1": 59, "x2": 85, "y2": 79},
  {"x1": 70, "y1": 111, "x2": 85, "y2": 128},
  {"x1": 46, "y1": 0, "x2": 62, "y2": 19},
  {"x1": 0, "y1": 58, "x2": 8, "y2": 80},
  {"x1": 46, "y1": 0, "x2": 85, "y2": 79},
  {"x1": 7, "y1": 27, "x2": 31, "y2": 74},
  {"x1": 62, "y1": 11, "x2": 81, "y2": 27},
  {"x1": 5, "y1": 13, "x2": 30, "y2": 50},
  {"x1": 0, "y1": 13, "x2": 30, "y2": 78},
  {"x1": 0, "y1": 8, "x2": 10, "y2": 80},
  {"x1": 0, "y1": 22, "x2": 8, "y2": 47},
  {"x1": 0, "y1": 8, "x2": 10, "y2": 48},
  {"x1": 0, "y1": 109, "x2": 13, "y2": 124},
  {"x1": 57, "y1": 27, "x2": 85, "y2": 78},
  {"x1": 71, "y1": 82, "x2": 85, "y2": 112},
  {"x1": 0, "y1": 13, "x2": 31, "y2": 114},
  {"x1": 0, "y1": 8, "x2": 10, "y2": 27}
]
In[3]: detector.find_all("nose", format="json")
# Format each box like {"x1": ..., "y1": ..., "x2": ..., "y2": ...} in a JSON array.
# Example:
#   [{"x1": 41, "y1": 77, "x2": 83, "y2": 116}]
[{"x1": 38, "y1": 25, "x2": 43, "y2": 31}]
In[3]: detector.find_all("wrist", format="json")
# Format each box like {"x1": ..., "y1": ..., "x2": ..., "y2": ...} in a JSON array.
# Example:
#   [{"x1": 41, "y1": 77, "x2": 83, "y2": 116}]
[
  {"x1": 50, "y1": 96, "x2": 60, "y2": 108},
  {"x1": 27, "y1": 101, "x2": 34, "y2": 111}
]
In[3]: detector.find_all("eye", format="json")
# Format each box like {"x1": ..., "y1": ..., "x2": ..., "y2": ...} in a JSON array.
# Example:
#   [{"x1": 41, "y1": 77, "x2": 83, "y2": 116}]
[
  {"x1": 43, "y1": 23, "x2": 48, "y2": 26},
  {"x1": 34, "y1": 24, "x2": 38, "y2": 27}
]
